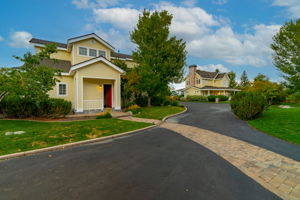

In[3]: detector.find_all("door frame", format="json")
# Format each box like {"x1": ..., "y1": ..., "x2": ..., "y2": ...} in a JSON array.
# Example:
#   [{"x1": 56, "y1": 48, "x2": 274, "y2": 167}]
[{"x1": 103, "y1": 84, "x2": 113, "y2": 108}]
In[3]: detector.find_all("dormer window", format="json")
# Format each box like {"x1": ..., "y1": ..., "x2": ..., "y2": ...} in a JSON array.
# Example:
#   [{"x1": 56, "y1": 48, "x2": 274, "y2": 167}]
[
  {"x1": 99, "y1": 50, "x2": 106, "y2": 57},
  {"x1": 79, "y1": 47, "x2": 87, "y2": 56},
  {"x1": 89, "y1": 48, "x2": 97, "y2": 57},
  {"x1": 196, "y1": 79, "x2": 201, "y2": 84}
]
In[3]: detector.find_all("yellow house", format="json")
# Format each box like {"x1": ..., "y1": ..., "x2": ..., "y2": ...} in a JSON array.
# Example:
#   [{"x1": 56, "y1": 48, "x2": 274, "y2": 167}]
[
  {"x1": 183, "y1": 65, "x2": 239, "y2": 97},
  {"x1": 30, "y1": 33, "x2": 135, "y2": 113}
]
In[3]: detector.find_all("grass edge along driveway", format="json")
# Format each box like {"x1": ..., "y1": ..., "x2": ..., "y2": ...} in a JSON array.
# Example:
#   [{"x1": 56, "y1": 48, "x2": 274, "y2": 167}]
[
  {"x1": 133, "y1": 106, "x2": 186, "y2": 120},
  {"x1": 248, "y1": 104, "x2": 300, "y2": 146},
  {"x1": 0, "y1": 118, "x2": 151, "y2": 156}
]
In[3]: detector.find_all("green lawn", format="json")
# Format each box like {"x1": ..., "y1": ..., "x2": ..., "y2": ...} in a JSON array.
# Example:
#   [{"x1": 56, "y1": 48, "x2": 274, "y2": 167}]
[
  {"x1": 133, "y1": 106, "x2": 185, "y2": 120},
  {"x1": 248, "y1": 104, "x2": 300, "y2": 145},
  {"x1": 0, "y1": 118, "x2": 151, "y2": 156}
]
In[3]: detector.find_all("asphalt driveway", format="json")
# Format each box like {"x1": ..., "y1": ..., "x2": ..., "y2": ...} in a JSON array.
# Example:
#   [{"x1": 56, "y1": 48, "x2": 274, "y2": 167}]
[
  {"x1": 0, "y1": 127, "x2": 280, "y2": 200},
  {"x1": 168, "y1": 102, "x2": 300, "y2": 161}
]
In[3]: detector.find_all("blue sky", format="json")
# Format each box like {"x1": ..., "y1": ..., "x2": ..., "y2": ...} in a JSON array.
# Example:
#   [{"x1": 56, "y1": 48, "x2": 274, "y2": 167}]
[{"x1": 0, "y1": 0, "x2": 299, "y2": 88}]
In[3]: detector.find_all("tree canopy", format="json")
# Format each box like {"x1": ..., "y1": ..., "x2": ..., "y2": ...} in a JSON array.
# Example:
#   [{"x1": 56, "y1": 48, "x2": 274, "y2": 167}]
[
  {"x1": 130, "y1": 10, "x2": 186, "y2": 106},
  {"x1": 0, "y1": 44, "x2": 60, "y2": 102},
  {"x1": 271, "y1": 19, "x2": 300, "y2": 92},
  {"x1": 228, "y1": 71, "x2": 237, "y2": 88},
  {"x1": 254, "y1": 73, "x2": 269, "y2": 82},
  {"x1": 240, "y1": 70, "x2": 250, "y2": 88}
]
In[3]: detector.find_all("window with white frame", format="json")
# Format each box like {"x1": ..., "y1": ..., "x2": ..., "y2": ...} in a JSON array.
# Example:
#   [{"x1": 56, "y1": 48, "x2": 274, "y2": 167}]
[
  {"x1": 58, "y1": 83, "x2": 67, "y2": 96},
  {"x1": 89, "y1": 48, "x2": 97, "y2": 57},
  {"x1": 98, "y1": 50, "x2": 106, "y2": 57},
  {"x1": 196, "y1": 78, "x2": 201, "y2": 84},
  {"x1": 79, "y1": 47, "x2": 87, "y2": 56}
]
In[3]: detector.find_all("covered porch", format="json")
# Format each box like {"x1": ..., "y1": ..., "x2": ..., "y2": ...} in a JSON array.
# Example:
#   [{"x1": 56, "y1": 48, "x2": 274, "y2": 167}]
[{"x1": 80, "y1": 77, "x2": 118, "y2": 112}]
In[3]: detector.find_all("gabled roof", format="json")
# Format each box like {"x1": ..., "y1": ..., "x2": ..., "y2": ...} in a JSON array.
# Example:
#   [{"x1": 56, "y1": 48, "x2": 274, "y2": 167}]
[
  {"x1": 30, "y1": 33, "x2": 115, "y2": 50},
  {"x1": 111, "y1": 52, "x2": 133, "y2": 60},
  {"x1": 70, "y1": 56, "x2": 124, "y2": 73},
  {"x1": 67, "y1": 33, "x2": 115, "y2": 50},
  {"x1": 184, "y1": 86, "x2": 240, "y2": 91},
  {"x1": 196, "y1": 70, "x2": 226, "y2": 79}
]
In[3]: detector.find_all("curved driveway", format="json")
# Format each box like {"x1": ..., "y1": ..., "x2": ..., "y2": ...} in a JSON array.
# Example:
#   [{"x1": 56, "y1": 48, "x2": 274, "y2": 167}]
[
  {"x1": 0, "y1": 104, "x2": 285, "y2": 200},
  {"x1": 168, "y1": 102, "x2": 300, "y2": 162}
]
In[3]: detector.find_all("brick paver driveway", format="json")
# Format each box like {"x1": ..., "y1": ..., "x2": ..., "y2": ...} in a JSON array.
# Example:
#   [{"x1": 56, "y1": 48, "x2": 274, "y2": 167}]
[{"x1": 168, "y1": 102, "x2": 300, "y2": 161}]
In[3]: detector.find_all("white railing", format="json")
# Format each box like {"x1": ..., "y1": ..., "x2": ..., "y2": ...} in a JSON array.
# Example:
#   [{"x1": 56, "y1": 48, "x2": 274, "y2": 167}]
[{"x1": 83, "y1": 99, "x2": 103, "y2": 111}]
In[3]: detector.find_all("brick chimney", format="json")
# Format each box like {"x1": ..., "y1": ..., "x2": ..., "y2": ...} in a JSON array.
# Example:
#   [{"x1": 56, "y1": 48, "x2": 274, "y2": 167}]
[{"x1": 189, "y1": 65, "x2": 197, "y2": 87}]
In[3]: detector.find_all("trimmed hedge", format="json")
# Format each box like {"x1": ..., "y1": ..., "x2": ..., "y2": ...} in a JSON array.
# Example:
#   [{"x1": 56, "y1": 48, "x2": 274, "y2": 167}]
[
  {"x1": 230, "y1": 91, "x2": 268, "y2": 120},
  {"x1": 185, "y1": 95, "x2": 208, "y2": 102},
  {"x1": 207, "y1": 95, "x2": 229, "y2": 102},
  {"x1": 0, "y1": 96, "x2": 72, "y2": 118}
]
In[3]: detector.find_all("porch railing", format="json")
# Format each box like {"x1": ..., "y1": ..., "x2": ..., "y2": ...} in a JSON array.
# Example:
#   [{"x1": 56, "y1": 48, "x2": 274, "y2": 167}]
[{"x1": 83, "y1": 99, "x2": 103, "y2": 111}]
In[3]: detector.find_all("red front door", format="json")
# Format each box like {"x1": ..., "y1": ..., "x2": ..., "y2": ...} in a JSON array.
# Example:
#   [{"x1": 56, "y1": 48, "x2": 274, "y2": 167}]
[{"x1": 104, "y1": 85, "x2": 112, "y2": 107}]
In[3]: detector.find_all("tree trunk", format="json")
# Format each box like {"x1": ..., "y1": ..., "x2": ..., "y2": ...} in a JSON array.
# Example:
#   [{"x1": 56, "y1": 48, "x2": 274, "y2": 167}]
[{"x1": 147, "y1": 96, "x2": 151, "y2": 107}]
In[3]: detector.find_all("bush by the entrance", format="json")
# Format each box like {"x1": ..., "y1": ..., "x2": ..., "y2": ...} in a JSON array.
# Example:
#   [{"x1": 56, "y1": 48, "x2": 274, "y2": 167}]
[
  {"x1": 230, "y1": 91, "x2": 268, "y2": 120},
  {"x1": 0, "y1": 96, "x2": 71, "y2": 118}
]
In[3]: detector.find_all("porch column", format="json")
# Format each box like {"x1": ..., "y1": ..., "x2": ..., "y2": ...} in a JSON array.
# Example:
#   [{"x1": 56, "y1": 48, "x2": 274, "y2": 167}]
[
  {"x1": 223, "y1": 90, "x2": 226, "y2": 95},
  {"x1": 114, "y1": 77, "x2": 121, "y2": 110},
  {"x1": 208, "y1": 90, "x2": 211, "y2": 96}
]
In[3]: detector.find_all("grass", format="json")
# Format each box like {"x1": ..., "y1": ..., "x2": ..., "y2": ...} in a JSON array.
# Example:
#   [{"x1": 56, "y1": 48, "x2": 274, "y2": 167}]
[
  {"x1": 248, "y1": 103, "x2": 300, "y2": 145},
  {"x1": 133, "y1": 106, "x2": 185, "y2": 120},
  {"x1": 0, "y1": 118, "x2": 151, "y2": 156}
]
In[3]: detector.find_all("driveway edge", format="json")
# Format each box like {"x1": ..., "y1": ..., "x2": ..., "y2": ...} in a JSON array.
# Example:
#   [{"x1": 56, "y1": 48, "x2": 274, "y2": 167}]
[
  {"x1": 0, "y1": 124, "x2": 157, "y2": 161},
  {"x1": 161, "y1": 106, "x2": 188, "y2": 122}
]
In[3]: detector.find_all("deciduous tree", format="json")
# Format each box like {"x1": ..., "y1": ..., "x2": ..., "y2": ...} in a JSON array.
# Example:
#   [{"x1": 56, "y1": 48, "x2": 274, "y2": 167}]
[{"x1": 130, "y1": 10, "x2": 186, "y2": 106}]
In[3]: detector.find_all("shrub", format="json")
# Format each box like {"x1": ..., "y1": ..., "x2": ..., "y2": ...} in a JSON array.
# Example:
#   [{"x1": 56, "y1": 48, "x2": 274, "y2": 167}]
[
  {"x1": 135, "y1": 94, "x2": 148, "y2": 107},
  {"x1": 125, "y1": 104, "x2": 141, "y2": 114},
  {"x1": 230, "y1": 91, "x2": 268, "y2": 120},
  {"x1": 38, "y1": 98, "x2": 72, "y2": 118},
  {"x1": 286, "y1": 92, "x2": 300, "y2": 103},
  {"x1": 0, "y1": 96, "x2": 71, "y2": 118},
  {"x1": 152, "y1": 96, "x2": 165, "y2": 106},
  {"x1": 186, "y1": 95, "x2": 208, "y2": 102},
  {"x1": 96, "y1": 112, "x2": 112, "y2": 119},
  {"x1": 208, "y1": 95, "x2": 229, "y2": 102},
  {"x1": 170, "y1": 100, "x2": 179, "y2": 106}
]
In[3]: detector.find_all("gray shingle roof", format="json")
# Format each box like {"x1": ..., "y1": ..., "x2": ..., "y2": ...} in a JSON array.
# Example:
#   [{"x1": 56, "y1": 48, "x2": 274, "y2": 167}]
[
  {"x1": 40, "y1": 59, "x2": 71, "y2": 72},
  {"x1": 196, "y1": 70, "x2": 226, "y2": 79},
  {"x1": 30, "y1": 38, "x2": 67, "y2": 49}
]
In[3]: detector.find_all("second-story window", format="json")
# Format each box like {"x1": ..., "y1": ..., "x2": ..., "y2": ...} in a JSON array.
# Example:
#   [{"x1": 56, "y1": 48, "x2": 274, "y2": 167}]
[
  {"x1": 196, "y1": 79, "x2": 201, "y2": 84},
  {"x1": 99, "y1": 50, "x2": 106, "y2": 57},
  {"x1": 89, "y1": 49, "x2": 97, "y2": 57},
  {"x1": 79, "y1": 47, "x2": 87, "y2": 56}
]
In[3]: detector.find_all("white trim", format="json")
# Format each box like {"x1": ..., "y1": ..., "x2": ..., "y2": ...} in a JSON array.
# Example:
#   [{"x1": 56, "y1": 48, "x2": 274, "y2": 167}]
[
  {"x1": 57, "y1": 82, "x2": 68, "y2": 96},
  {"x1": 68, "y1": 34, "x2": 115, "y2": 50},
  {"x1": 77, "y1": 45, "x2": 108, "y2": 59},
  {"x1": 81, "y1": 76, "x2": 117, "y2": 80},
  {"x1": 32, "y1": 43, "x2": 68, "y2": 51},
  {"x1": 89, "y1": 48, "x2": 97, "y2": 57},
  {"x1": 70, "y1": 57, "x2": 125, "y2": 73}
]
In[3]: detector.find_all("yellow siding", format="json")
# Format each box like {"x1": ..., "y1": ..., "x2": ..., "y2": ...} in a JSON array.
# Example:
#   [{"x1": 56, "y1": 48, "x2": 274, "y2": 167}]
[
  {"x1": 124, "y1": 60, "x2": 137, "y2": 68},
  {"x1": 48, "y1": 75, "x2": 75, "y2": 108},
  {"x1": 72, "y1": 38, "x2": 112, "y2": 64},
  {"x1": 214, "y1": 79, "x2": 222, "y2": 87},
  {"x1": 76, "y1": 61, "x2": 121, "y2": 110},
  {"x1": 35, "y1": 47, "x2": 71, "y2": 61},
  {"x1": 184, "y1": 87, "x2": 202, "y2": 97}
]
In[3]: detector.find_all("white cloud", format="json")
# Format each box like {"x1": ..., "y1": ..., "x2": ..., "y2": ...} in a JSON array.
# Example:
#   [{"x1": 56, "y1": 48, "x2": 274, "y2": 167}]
[
  {"x1": 72, "y1": 0, "x2": 89, "y2": 9},
  {"x1": 72, "y1": 0, "x2": 121, "y2": 9},
  {"x1": 93, "y1": 7, "x2": 140, "y2": 30},
  {"x1": 197, "y1": 64, "x2": 230, "y2": 72},
  {"x1": 272, "y1": 0, "x2": 300, "y2": 18},
  {"x1": 86, "y1": 2, "x2": 280, "y2": 67},
  {"x1": 188, "y1": 24, "x2": 280, "y2": 67},
  {"x1": 8, "y1": 31, "x2": 32, "y2": 48},
  {"x1": 212, "y1": 0, "x2": 228, "y2": 5},
  {"x1": 181, "y1": 0, "x2": 197, "y2": 7},
  {"x1": 95, "y1": 28, "x2": 134, "y2": 50},
  {"x1": 171, "y1": 82, "x2": 186, "y2": 90}
]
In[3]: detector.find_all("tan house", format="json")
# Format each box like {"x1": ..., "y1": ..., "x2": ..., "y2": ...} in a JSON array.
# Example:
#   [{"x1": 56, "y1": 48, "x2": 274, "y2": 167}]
[
  {"x1": 183, "y1": 65, "x2": 239, "y2": 97},
  {"x1": 30, "y1": 33, "x2": 136, "y2": 113}
]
